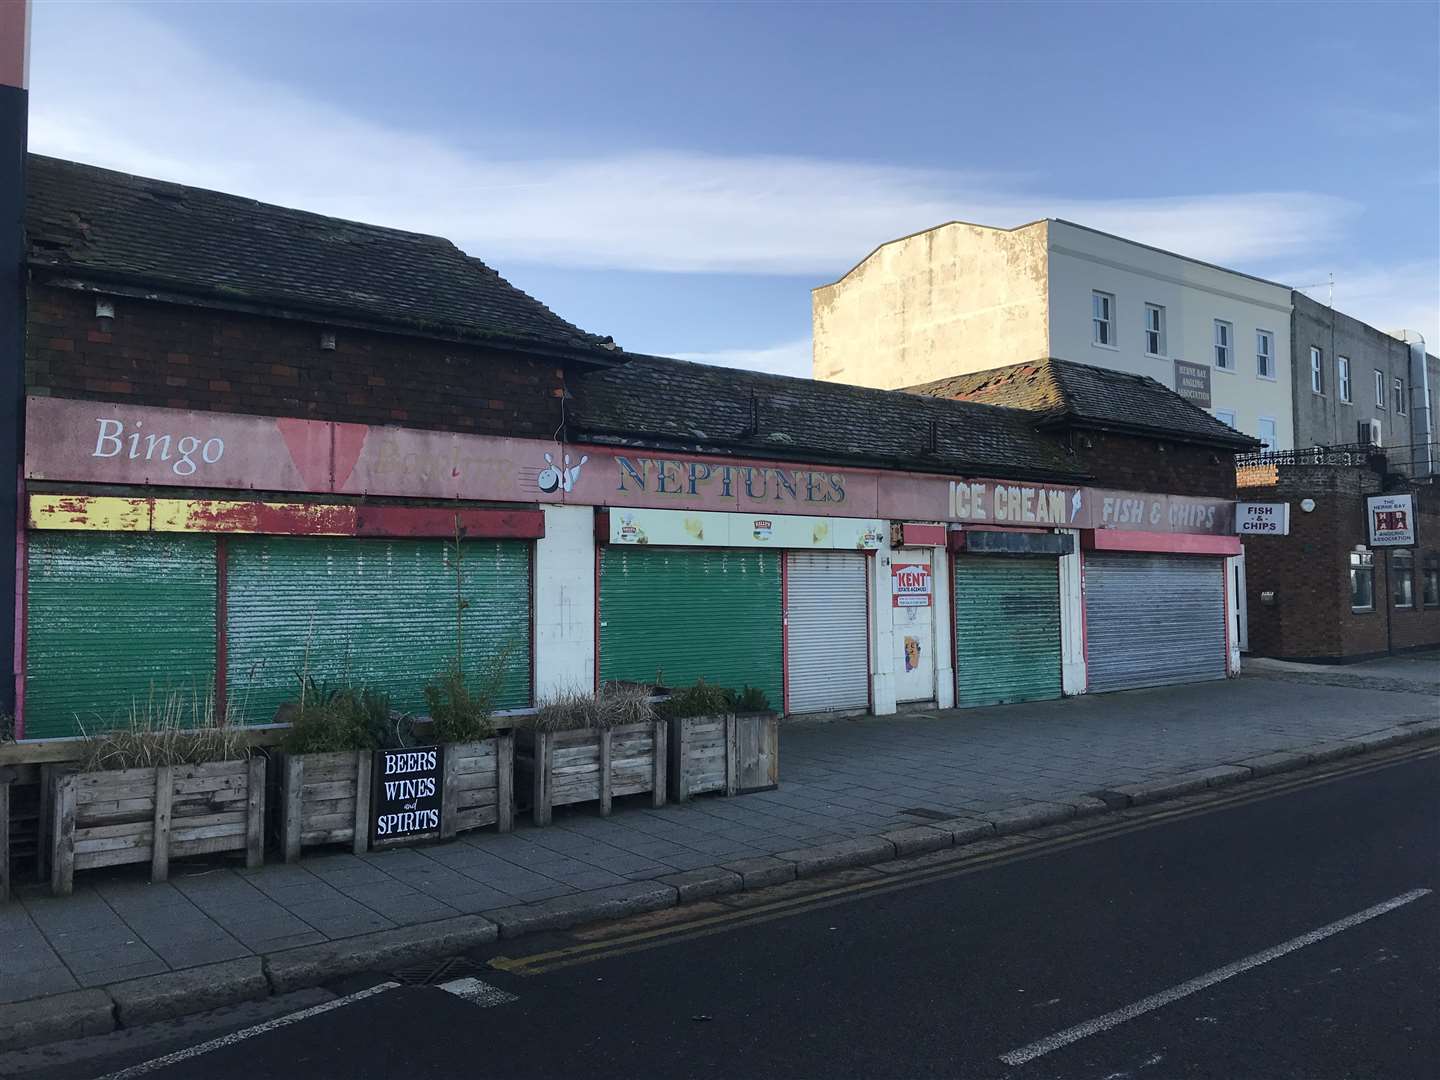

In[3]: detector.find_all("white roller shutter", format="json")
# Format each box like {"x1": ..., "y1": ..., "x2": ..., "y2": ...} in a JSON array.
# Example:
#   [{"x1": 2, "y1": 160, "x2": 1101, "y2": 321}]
[
  {"x1": 1083, "y1": 553, "x2": 1226, "y2": 693},
  {"x1": 785, "y1": 552, "x2": 870, "y2": 714}
]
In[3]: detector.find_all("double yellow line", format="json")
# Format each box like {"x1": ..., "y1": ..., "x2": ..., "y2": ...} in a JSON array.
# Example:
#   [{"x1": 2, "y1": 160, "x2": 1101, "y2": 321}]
[{"x1": 489, "y1": 741, "x2": 1439, "y2": 977}]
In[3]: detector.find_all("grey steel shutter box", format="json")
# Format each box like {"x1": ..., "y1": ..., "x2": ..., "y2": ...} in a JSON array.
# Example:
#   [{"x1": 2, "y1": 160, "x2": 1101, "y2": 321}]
[
  {"x1": 785, "y1": 551, "x2": 869, "y2": 714},
  {"x1": 26, "y1": 532, "x2": 218, "y2": 739},
  {"x1": 225, "y1": 537, "x2": 532, "y2": 724},
  {"x1": 953, "y1": 556, "x2": 1062, "y2": 707},
  {"x1": 599, "y1": 547, "x2": 782, "y2": 706},
  {"x1": 1083, "y1": 553, "x2": 1225, "y2": 693}
]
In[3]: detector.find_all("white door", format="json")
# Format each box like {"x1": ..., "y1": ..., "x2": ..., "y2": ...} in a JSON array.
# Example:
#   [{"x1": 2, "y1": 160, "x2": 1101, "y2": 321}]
[
  {"x1": 785, "y1": 552, "x2": 870, "y2": 714},
  {"x1": 891, "y1": 549, "x2": 936, "y2": 702}
]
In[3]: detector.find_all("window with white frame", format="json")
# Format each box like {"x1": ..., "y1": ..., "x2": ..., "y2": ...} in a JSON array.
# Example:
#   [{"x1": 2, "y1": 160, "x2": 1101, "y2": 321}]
[
  {"x1": 1394, "y1": 377, "x2": 1407, "y2": 415},
  {"x1": 1255, "y1": 330, "x2": 1273, "y2": 378},
  {"x1": 1213, "y1": 408, "x2": 1237, "y2": 428},
  {"x1": 1214, "y1": 320, "x2": 1233, "y2": 369},
  {"x1": 1338, "y1": 356, "x2": 1352, "y2": 403},
  {"x1": 1144, "y1": 304, "x2": 1166, "y2": 356},
  {"x1": 1350, "y1": 550, "x2": 1375, "y2": 612},
  {"x1": 1392, "y1": 550, "x2": 1415, "y2": 609},
  {"x1": 1092, "y1": 291, "x2": 1115, "y2": 347},
  {"x1": 1257, "y1": 417, "x2": 1277, "y2": 450},
  {"x1": 1375, "y1": 369, "x2": 1386, "y2": 409},
  {"x1": 1310, "y1": 346, "x2": 1324, "y2": 394}
]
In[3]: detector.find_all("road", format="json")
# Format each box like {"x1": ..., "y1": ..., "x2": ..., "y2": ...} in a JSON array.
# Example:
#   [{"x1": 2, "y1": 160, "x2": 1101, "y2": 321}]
[{"x1": 21, "y1": 745, "x2": 1440, "y2": 1080}]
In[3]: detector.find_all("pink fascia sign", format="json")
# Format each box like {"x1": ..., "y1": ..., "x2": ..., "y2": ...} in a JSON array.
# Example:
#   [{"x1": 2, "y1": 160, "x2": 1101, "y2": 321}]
[{"x1": 23, "y1": 397, "x2": 1236, "y2": 535}]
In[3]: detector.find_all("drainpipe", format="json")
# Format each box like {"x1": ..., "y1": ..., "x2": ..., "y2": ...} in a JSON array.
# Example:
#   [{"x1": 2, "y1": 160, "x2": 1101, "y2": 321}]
[
  {"x1": 0, "y1": 3, "x2": 29, "y2": 718},
  {"x1": 1397, "y1": 332, "x2": 1432, "y2": 478}
]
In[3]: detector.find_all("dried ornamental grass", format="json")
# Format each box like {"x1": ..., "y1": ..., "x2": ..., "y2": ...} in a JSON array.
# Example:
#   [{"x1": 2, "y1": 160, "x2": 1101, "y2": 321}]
[
  {"x1": 78, "y1": 688, "x2": 249, "y2": 771},
  {"x1": 532, "y1": 684, "x2": 659, "y2": 733}
]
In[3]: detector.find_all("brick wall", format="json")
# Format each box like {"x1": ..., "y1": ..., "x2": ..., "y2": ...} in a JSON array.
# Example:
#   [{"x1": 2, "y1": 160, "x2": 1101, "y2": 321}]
[
  {"x1": 25, "y1": 285, "x2": 567, "y2": 436},
  {"x1": 1066, "y1": 430, "x2": 1238, "y2": 498},
  {"x1": 1243, "y1": 465, "x2": 1440, "y2": 660}
]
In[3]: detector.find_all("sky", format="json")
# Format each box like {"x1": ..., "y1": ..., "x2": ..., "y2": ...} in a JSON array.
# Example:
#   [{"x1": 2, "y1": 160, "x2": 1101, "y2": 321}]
[{"x1": 24, "y1": 0, "x2": 1440, "y2": 378}]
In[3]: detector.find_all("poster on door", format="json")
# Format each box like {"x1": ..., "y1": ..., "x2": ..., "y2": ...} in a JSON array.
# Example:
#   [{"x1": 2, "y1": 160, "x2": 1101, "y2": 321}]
[{"x1": 892, "y1": 562, "x2": 933, "y2": 607}]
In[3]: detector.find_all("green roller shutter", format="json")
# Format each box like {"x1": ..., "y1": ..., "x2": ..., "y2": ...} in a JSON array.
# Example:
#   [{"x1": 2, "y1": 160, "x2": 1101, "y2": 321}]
[
  {"x1": 26, "y1": 532, "x2": 218, "y2": 739},
  {"x1": 953, "y1": 556, "x2": 1062, "y2": 708},
  {"x1": 600, "y1": 547, "x2": 782, "y2": 706},
  {"x1": 226, "y1": 537, "x2": 531, "y2": 725}
]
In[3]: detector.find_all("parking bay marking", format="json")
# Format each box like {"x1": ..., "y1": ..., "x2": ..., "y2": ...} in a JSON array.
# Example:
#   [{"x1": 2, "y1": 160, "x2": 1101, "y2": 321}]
[{"x1": 999, "y1": 888, "x2": 1433, "y2": 1067}]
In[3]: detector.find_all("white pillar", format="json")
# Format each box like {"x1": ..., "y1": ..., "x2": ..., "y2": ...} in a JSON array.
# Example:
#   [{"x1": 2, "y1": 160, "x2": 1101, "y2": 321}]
[
  {"x1": 932, "y1": 545, "x2": 955, "y2": 709},
  {"x1": 1058, "y1": 529, "x2": 1087, "y2": 695},
  {"x1": 1225, "y1": 553, "x2": 1243, "y2": 675},
  {"x1": 533, "y1": 505, "x2": 595, "y2": 699},
  {"x1": 869, "y1": 541, "x2": 897, "y2": 715}
]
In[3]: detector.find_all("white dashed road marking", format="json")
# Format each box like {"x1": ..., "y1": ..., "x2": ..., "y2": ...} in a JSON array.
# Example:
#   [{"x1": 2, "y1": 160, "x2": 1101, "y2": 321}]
[
  {"x1": 98, "y1": 982, "x2": 400, "y2": 1080},
  {"x1": 1000, "y1": 888, "x2": 1432, "y2": 1067},
  {"x1": 438, "y1": 976, "x2": 519, "y2": 1007}
]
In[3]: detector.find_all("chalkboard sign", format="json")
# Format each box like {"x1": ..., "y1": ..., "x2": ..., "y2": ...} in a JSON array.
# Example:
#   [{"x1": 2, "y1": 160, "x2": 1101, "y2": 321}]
[{"x1": 371, "y1": 745, "x2": 445, "y2": 848}]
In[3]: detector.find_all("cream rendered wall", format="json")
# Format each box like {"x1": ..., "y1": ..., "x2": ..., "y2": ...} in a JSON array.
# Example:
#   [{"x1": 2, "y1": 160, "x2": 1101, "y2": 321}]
[
  {"x1": 813, "y1": 221, "x2": 1051, "y2": 389},
  {"x1": 1045, "y1": 221, "x2": 1295, "y2": 451},
  {"x1": 533, "y1": 505, "x2": 595, "y2": 697}
]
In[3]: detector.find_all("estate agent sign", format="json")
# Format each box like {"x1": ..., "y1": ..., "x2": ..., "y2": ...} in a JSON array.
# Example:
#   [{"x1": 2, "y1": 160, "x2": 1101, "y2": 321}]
[
  {"x1": 891, "y1": 562, "x2": 933, "y2": 607},
  {"x1": 1366, "y1": 494, "x2": 1415, "y2": 546},
  {"x1": 372, "y1": 746, "x2": 444, "y2": 848}
]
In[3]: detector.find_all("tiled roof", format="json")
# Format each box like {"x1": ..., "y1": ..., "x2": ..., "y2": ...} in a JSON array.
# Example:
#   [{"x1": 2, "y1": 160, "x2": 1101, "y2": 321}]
[
  {"x1": 573, "y1": 353, "x2": 1085, "y2": 481},
  {"x1": 905, "y1": 357, "x2": 1260, "y2": 448},
  {"x1": 25, "y1": 154, "x2": 611, "y2": 357}
]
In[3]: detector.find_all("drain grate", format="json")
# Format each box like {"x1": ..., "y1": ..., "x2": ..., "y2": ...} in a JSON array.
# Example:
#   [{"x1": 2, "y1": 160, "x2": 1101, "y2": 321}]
[
  {"x1": 392, "y1": 955, "x2": 487, "y2": 986},
  {"x1": 898, "y1": 807, "x2": 951, "y2": 821}
]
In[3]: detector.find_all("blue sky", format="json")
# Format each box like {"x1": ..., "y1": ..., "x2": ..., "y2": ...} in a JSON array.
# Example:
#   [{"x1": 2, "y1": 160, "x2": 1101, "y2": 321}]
[{"x1": 27, "y1": 1, "x2": 1440, "y2": 376}]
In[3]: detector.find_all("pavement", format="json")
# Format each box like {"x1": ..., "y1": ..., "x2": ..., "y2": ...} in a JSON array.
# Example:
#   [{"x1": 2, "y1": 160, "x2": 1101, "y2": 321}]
[
  {"x1": 1, "y1": 656, "x2": 1437, "y2": 1050},
  {"x1": 15, "y1": 743, "x2": 1438, "y2": 1079}
]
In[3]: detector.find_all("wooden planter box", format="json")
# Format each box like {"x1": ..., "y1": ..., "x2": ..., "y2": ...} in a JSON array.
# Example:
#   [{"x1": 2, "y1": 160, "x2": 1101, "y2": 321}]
[
  {"x1": 669, "y1": 712, "x2": 780, "y2": 802},
  {"x1": 279, "y1": 735, "x2": 514, "y2": 860},
  {"x1": 516, "y1": 722, "x2": 667, "y2": 826},
  {"x1": 440, "y1": 736, "x2": 515, "y2": 841},
  {"x1": 51, "y1": 758, "x2": 265, "y2": 895}
]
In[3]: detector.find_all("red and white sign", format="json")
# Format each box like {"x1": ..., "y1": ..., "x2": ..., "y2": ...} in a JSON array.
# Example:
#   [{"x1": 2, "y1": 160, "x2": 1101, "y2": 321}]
[
  {"x1": 892, "y1": 562, "x2": 932, "y2": 607},
  {"x1": 1366, "y1": 494, "x2": 1415, "y2": 546}
]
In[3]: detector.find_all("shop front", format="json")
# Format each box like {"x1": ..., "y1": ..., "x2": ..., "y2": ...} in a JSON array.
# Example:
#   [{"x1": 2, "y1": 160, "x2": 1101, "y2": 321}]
[
  {"x1": 948, "y1": 529, "x2": 1072, "y2": 708},
  {"x1": 1081, "y1": 530, "x2": 1241, "y2": 693},
  {"x1": 23, "y1": 496, "x2": 542, "y2": 738},
  {"x1": 597, "y1": 508, "x2": 883, "y2": 715}
]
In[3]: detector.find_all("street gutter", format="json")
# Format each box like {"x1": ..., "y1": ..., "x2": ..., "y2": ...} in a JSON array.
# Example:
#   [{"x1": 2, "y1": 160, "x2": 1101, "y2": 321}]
[{"x1": 2, "y1": 717, "x2": 1436, "y2": 1053}]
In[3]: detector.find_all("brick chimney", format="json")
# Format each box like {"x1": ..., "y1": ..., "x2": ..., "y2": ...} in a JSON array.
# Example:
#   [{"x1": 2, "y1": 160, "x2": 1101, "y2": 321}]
[{"x1": 0, "y1": 0, "x2": 29, "y2": 716}]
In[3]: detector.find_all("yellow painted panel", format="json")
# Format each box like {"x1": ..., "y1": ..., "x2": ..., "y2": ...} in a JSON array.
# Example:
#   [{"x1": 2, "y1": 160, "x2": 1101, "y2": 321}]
[{"x1": 28, "y1": 495, "x2": 152, "y2": 531}]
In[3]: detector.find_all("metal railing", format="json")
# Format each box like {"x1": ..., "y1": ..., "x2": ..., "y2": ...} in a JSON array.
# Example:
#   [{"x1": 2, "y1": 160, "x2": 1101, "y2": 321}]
[{"x1": 1235, "y1": 441, "x2": 1440, "y2": 477}]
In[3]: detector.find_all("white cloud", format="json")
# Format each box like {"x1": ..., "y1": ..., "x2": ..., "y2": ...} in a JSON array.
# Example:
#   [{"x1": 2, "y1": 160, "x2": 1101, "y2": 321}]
[
  {"x1": 670, "y1": 339, "x2": 813, "y2": 380},
  {"x1": 1281, "y1": 260, "x2": 1440, "y2": 351},
  {"x1": 29, "y1": 5, "x2": 1355, "y2": 278}
]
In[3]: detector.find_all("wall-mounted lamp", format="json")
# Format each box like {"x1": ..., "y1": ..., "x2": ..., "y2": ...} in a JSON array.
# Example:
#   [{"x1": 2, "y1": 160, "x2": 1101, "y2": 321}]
[
  {"x1": 319, "y1": 331, "x2": 337, "y2": 351},
  {"x1": 95, "y1": 298, "x2": 115, "y2": 332}
]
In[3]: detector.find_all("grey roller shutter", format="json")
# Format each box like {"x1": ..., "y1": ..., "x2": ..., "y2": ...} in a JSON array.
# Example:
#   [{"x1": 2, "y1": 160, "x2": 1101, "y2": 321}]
[
  {"x1": 1083, "y1": 553, "x2": 1225, "y2": 693},
  {"x1": 785, "y1": 552, "x2": 870, "y2": 714}
]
